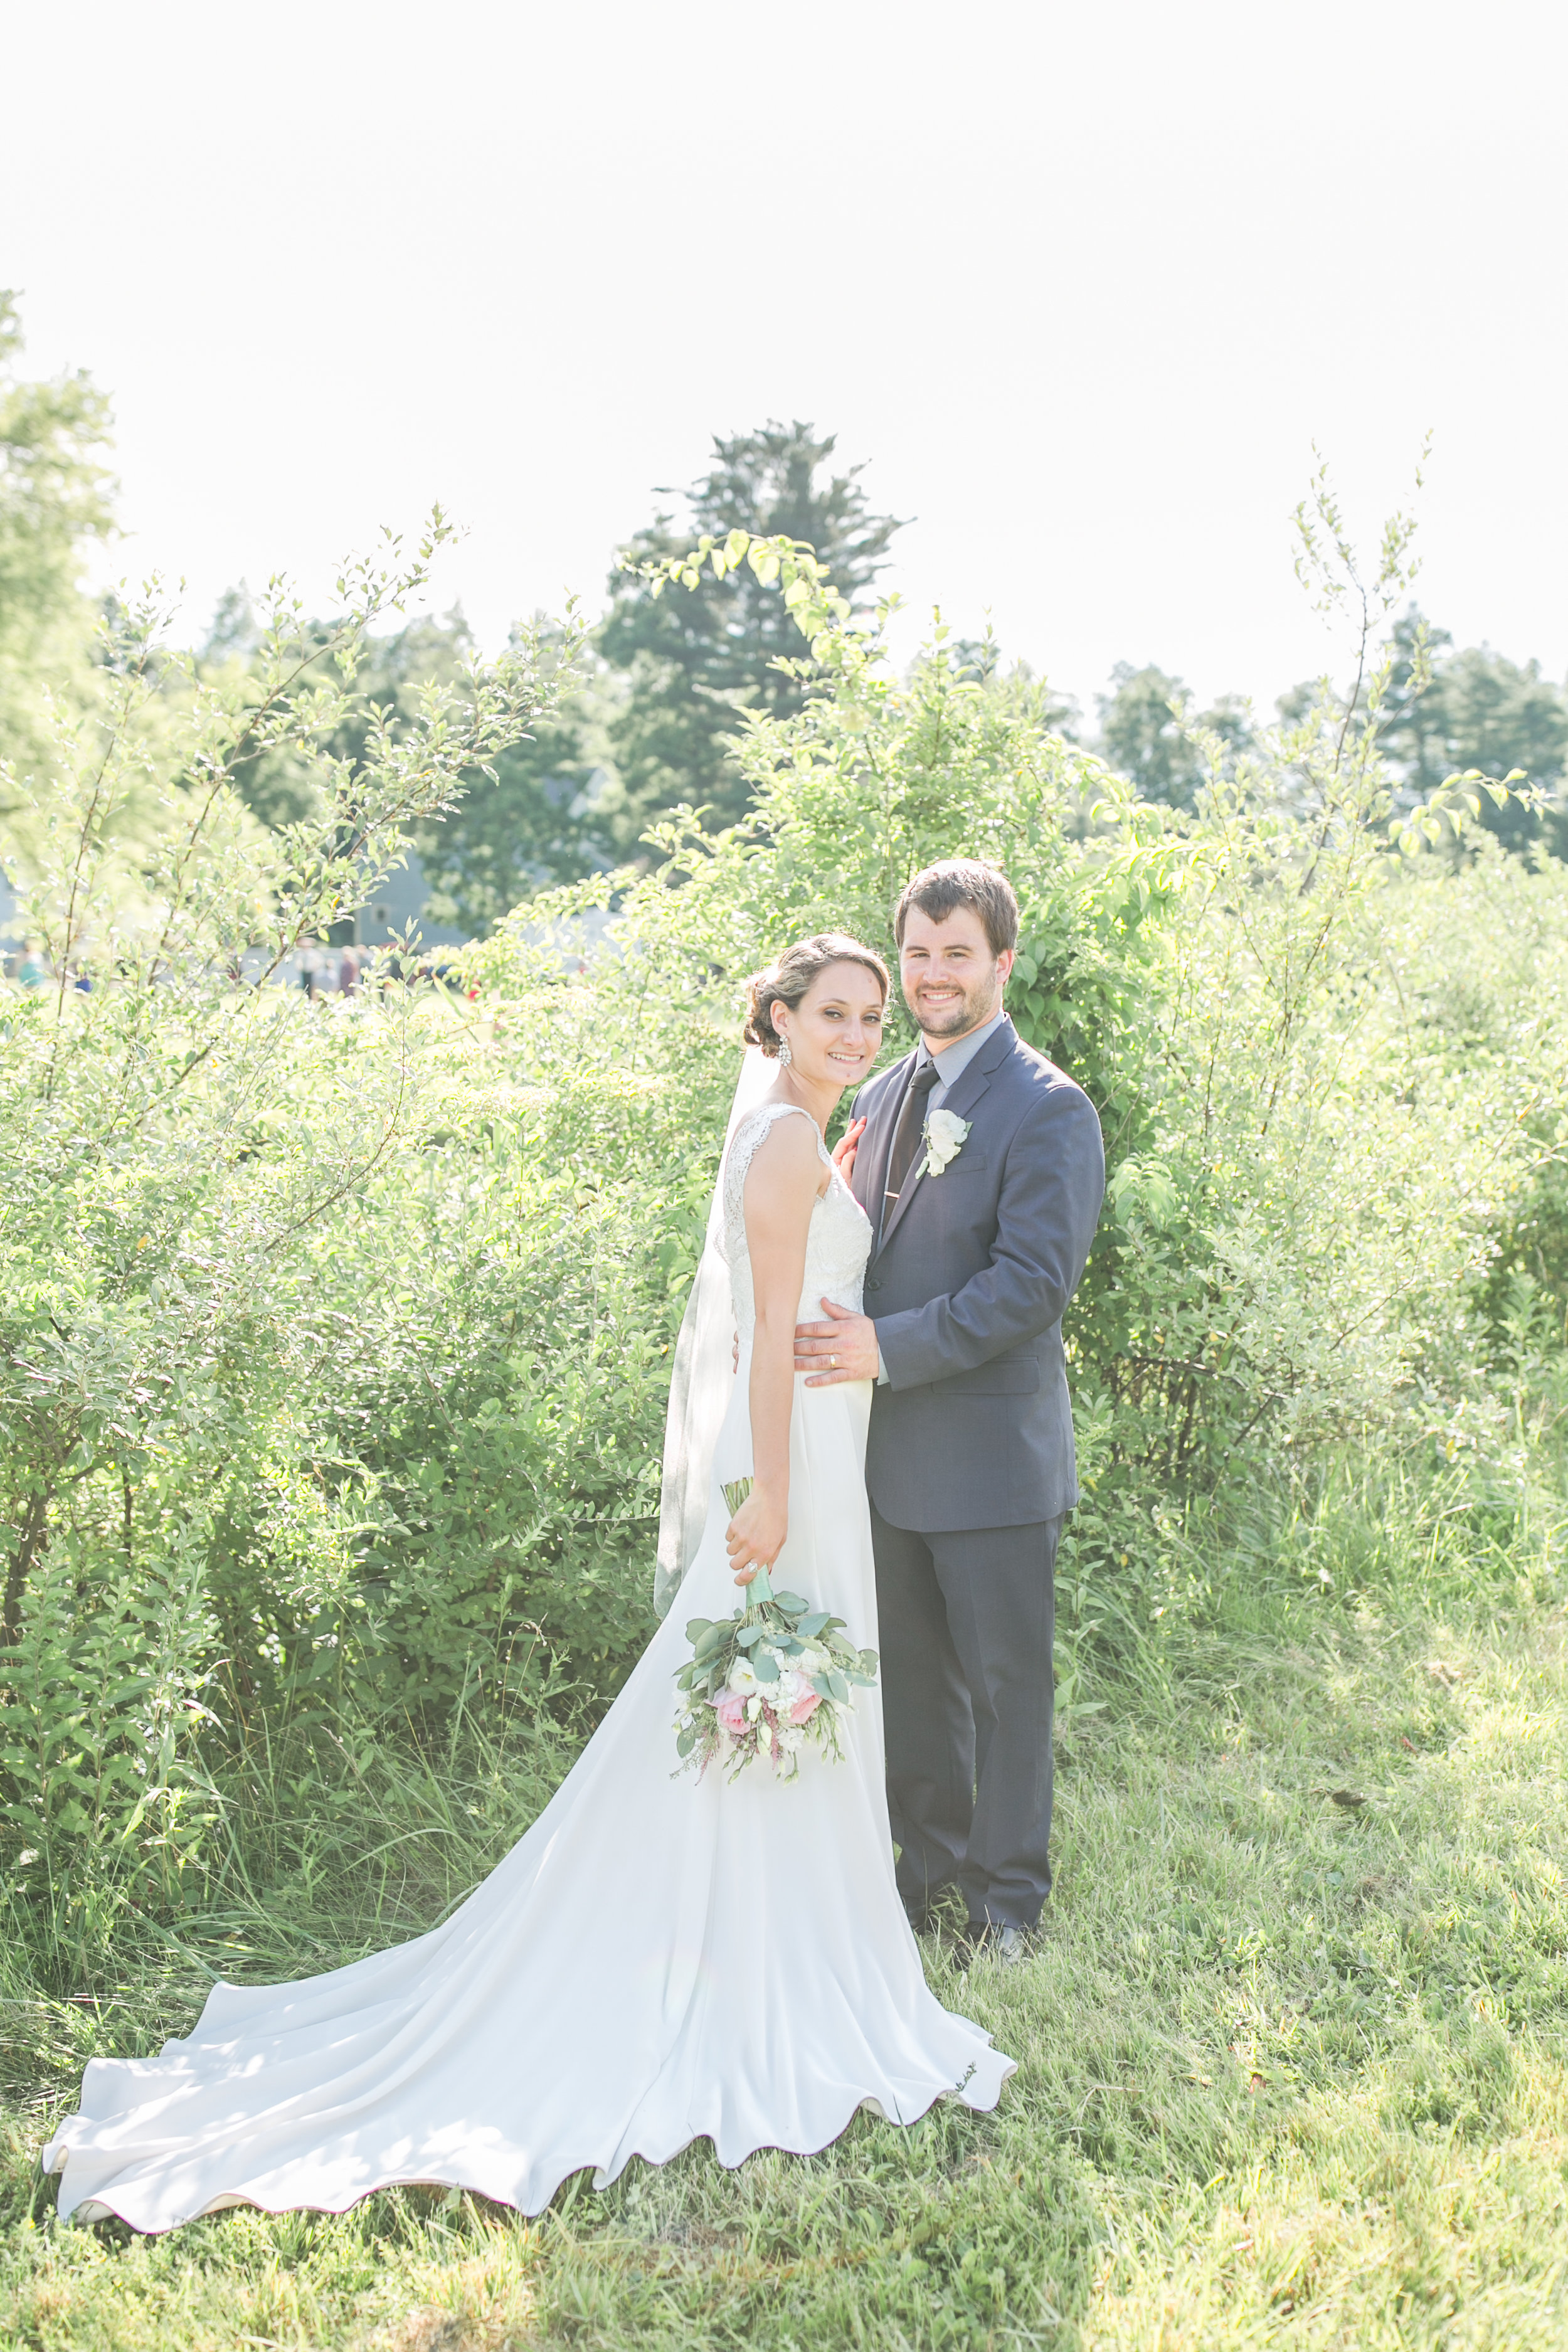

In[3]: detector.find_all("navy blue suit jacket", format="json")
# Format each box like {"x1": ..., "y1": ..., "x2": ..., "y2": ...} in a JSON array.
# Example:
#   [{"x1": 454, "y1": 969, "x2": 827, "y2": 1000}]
[{"x1": 849, "y1": 1017, "x2": 1104, "y2": 1534}]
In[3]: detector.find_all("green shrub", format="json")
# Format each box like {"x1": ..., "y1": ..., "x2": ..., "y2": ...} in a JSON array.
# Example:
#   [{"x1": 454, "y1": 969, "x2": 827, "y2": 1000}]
[
  {"x1": 0, "y1": 537, "x2": 610, "y2": 1931},
  {"x1": 1, "y1": 502, "x2": 1562, "y2": 1957}
]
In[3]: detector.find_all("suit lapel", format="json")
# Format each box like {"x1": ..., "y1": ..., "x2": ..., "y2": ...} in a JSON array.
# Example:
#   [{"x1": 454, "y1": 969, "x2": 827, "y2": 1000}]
[
  {"x1": 875, "y1": 1019, "x2": 1017, "y2": 1261},
  {"x1": 852, "y1": 1054, "x2": 915, "y2": 1247}
]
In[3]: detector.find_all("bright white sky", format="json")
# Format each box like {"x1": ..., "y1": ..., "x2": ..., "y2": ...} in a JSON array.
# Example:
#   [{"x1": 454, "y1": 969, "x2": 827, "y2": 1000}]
[{"x1": 4, "y1": 0, "x2": 1565, "y2": 721}]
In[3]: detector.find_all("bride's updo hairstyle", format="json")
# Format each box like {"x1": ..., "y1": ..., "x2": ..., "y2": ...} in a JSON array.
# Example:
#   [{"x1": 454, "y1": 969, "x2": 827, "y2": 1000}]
[{"x1": 743, "y1": 933, "x2": 890, "y2": 1057}]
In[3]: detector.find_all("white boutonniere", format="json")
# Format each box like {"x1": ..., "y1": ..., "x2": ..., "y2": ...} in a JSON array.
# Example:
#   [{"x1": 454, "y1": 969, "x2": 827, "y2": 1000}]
[{"x1": 920, "y1": 1108, "x2": 972, "y2": 1177}]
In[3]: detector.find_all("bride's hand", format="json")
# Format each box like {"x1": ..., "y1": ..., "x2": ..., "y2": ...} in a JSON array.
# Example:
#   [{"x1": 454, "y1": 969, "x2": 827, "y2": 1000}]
[
  {"x1": 726, "y1": 1483, "x2": 787, "y2": 1584},
  {"x1": 831, "y1": 1116, "x2": 866, "y2": 1184}
]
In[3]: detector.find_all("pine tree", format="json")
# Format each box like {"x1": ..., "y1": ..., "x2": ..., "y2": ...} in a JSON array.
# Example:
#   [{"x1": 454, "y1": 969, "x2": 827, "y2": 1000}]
[{"x1": 598, "y1": 420, "x2": 904, "y2": 844}]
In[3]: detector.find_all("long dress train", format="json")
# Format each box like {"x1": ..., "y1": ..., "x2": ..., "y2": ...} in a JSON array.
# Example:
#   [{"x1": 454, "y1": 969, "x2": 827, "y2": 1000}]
[{"x1": 43, "y1": 1102, "x2": 1012, "y2": 2231}]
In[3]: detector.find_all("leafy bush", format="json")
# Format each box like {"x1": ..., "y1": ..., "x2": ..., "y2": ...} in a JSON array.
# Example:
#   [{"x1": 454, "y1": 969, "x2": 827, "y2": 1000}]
[
  {"x1": 1, "y1": 497, "x2": 1562, "y2": 1963},
  {"x1": 0, "y1": 532, "x2": 635, "y2": 1934},
  {"x1": 546, "y1": 516, "x2": 1562, "y2": 1592}
]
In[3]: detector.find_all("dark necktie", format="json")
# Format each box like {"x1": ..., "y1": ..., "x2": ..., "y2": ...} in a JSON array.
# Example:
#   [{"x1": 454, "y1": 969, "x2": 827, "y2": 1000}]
[{"x1": 882, "y1": 1061, "x2": 941, "y2": 1229}]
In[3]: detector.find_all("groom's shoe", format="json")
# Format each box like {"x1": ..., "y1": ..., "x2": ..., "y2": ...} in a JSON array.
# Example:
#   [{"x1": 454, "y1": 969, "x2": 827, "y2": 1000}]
[{"x1": 960, "y1": 1921, "x2": 1032, "y2": 1969}]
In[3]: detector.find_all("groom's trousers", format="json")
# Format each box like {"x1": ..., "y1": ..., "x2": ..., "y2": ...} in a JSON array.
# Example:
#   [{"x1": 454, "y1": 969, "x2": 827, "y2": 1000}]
[{"x1": 871, "y1": 1503, "x2": 1062, "y2": 1932}]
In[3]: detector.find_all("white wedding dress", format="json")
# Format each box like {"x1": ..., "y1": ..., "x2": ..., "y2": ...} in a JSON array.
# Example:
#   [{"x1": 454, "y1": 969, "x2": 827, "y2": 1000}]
[{"x1": 43, "y1": 1101, "x2": 1012, "y2": 2232}]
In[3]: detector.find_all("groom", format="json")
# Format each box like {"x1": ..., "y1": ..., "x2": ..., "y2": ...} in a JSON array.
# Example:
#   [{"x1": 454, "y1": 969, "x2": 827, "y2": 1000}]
[{"x1": 794, "y1": 860, "x2": 1104, "y2": 1963}]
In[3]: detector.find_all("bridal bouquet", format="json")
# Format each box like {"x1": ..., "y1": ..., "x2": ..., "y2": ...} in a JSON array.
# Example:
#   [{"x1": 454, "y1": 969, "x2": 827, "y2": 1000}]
[{"x1": 673, "y1": 1478, "x2": 880, "y2": 1782}]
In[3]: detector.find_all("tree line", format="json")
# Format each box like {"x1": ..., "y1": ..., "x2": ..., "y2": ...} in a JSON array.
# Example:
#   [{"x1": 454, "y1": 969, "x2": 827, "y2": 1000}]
[{"x1": 4, "y1": 292, "x2": 1565, "y2": 940}]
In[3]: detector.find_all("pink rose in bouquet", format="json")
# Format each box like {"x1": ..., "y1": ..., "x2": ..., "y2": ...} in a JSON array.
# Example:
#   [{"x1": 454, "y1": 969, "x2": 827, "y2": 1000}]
[{"x1": 714, "y1": 1690, "x2": 748, "y2": 1736}]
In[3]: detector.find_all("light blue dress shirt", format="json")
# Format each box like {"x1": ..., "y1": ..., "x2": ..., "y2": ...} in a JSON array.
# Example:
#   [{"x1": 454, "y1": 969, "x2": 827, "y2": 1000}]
[{"x1": 914, "y1": 1007, "x2": 1010, "y2": 1110}]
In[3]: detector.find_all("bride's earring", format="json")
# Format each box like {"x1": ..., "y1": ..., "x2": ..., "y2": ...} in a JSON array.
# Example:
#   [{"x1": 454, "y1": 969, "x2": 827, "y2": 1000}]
[{"x1": 776, "y1": 1029, "x2": 793, "y2": 1067}]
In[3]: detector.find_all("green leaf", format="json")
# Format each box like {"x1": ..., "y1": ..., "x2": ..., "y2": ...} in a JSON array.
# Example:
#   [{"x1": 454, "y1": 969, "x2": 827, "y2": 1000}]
[
  {"x1": 751, "y1": 1649, "x2": 780, "y2": 1683},
  {"x1": 827, "y1": 1670, "x2": 850, "y2": 1703},
  {"x1": 795, "y1": 1611, "x2": 830, "y2": 1639}
]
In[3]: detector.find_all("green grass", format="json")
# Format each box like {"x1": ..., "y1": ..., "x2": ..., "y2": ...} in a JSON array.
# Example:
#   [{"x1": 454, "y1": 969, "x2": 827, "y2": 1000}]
[{"x1": 4, "y1": 1475, "x2": 1568, "y2": 2349}]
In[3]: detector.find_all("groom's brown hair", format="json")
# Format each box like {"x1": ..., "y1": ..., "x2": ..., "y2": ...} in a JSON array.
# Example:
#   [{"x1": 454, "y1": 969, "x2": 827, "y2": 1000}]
[{"x1": 894, "y1": 859, "x2": 1019, "y2": 958}]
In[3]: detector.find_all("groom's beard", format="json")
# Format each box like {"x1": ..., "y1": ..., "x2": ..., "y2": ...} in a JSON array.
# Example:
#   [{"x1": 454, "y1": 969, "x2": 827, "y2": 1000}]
[{"x1": 909, "y1": 973, "x2": 1002, "y2": 1042}]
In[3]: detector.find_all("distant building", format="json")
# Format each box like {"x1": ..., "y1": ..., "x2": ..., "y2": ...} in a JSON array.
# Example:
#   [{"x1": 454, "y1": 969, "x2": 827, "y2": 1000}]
[{"x1": 352, "y1": 851, "x2": 467, "y2": 950}]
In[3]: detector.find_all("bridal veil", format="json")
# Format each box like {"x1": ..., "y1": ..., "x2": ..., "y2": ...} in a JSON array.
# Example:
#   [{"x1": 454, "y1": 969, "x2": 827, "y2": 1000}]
[{"x1": 654, "y1": 1046, "x2": 774, "y2": 1618}]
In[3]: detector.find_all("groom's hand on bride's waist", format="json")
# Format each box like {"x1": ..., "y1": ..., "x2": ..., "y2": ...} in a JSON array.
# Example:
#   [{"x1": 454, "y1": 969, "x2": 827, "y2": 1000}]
[{"x1": 795, "y1": 1296, "x2": 880, "y2": 1385}]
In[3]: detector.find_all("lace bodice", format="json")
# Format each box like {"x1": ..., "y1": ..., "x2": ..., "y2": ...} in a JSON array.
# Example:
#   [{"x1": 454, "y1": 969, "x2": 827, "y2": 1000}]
[{"x1": 721, "y1": 1103, "x2": 871, "y2": 1347}]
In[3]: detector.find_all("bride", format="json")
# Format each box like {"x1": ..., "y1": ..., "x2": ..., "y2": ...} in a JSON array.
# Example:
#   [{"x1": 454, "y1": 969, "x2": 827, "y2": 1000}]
[{"x1": 43, "y1": 932, "x2": 1013, "y2": 2232}]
